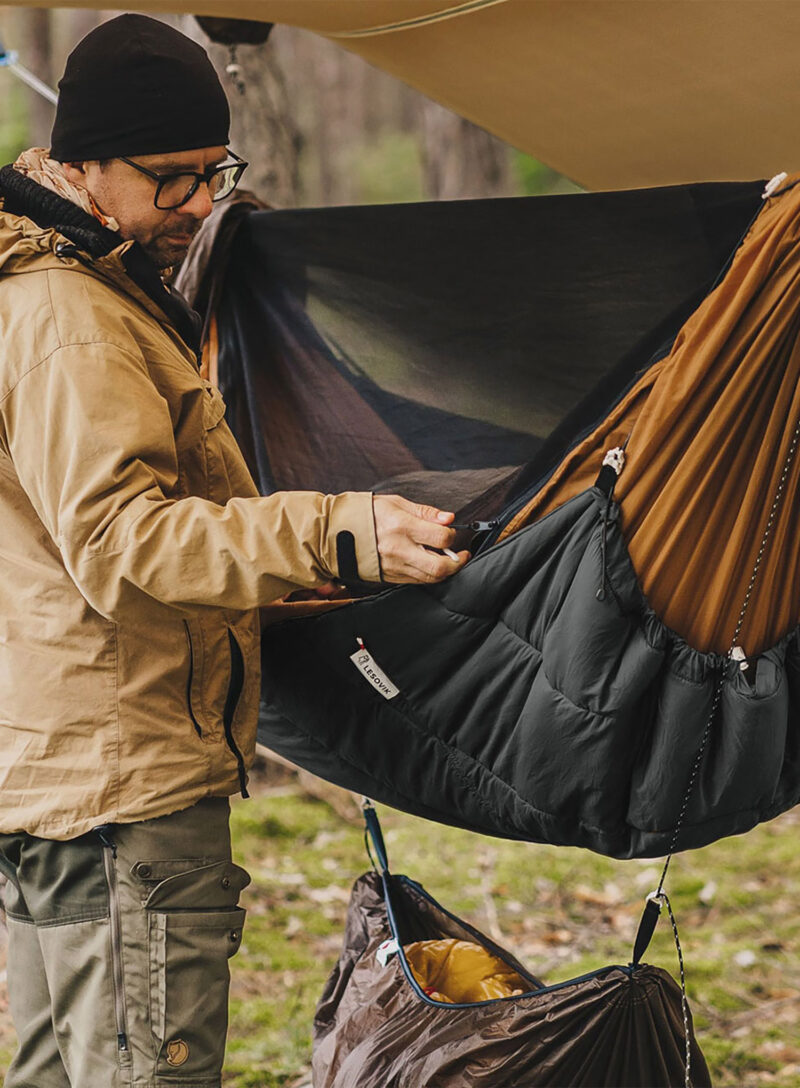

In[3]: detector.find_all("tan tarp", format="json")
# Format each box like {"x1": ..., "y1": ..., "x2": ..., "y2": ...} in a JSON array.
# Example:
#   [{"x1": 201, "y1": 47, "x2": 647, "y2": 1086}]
[
  {"x1": 5, "y1": 0, "x2": 800, "y2": 188},
  {"x1": 502, "y1": 175, "x2": 800, "y2": 656}
]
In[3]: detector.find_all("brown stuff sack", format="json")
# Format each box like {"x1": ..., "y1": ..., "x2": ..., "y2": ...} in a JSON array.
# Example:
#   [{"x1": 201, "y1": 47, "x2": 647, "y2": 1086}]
[{"x1": 313, "y1": 816, "x2": 710, "y2": 1087}]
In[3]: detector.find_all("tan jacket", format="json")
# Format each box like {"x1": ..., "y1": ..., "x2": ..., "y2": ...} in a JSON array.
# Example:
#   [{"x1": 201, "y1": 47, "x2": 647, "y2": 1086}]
[{"x1": 0, "y1": 205, "x2": 381, "y2": 839}]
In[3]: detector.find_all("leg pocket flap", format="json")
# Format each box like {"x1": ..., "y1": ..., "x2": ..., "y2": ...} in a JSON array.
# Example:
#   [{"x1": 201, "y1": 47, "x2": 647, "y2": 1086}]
[
  {"x1": 143, "y1": 860, "x2": 250, "y2": 909},
  {"x1": 161, "y1": 906, "x2": 246, "y2": 957}
]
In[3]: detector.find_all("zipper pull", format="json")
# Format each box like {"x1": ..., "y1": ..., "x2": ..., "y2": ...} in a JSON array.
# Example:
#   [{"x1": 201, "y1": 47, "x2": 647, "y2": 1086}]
[
  {"x1": 602, "y1": 447, "x2": 626, "y2": 476},
  {"x1": 95, "y1": 825, "x2": 117, "y2": 857},
  {"x1": 731, "y1": 645, "x2": 749, "y2": 671},
  {"x1": 54, "y1": 241, "x2": 79, "y2": 260},
  {"x1": 596, "y1": 446, "x2": 626, "y2": 500},
  {"x1": 452, "y1": 519, "x2": 501, "y2": 532}
]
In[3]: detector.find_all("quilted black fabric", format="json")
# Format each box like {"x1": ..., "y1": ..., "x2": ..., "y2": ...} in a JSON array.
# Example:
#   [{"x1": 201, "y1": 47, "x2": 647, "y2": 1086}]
[{"x1": 259, "y1": 487, "x2": 800, "y2": 858}]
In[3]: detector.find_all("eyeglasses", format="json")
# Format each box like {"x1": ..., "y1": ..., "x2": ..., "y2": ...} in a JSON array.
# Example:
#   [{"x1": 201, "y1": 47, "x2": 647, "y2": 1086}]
[{"x1": 118, "y1": 150, "x2": 249, "y2": 210}]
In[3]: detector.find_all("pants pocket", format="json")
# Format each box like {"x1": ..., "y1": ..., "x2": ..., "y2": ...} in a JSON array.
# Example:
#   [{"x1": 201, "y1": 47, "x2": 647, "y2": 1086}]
[
  {"x1": 148, "y1": 905, "x2": 245, "y2": 1082},
  {"x1": 138, "y1": 859, "x2": 250, "y2": 1083}
]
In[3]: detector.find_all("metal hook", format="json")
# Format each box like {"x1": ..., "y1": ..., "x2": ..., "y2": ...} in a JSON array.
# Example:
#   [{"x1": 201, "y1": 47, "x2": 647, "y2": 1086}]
[{"x1": 225, "y1": 44, "x2": 246, "y2": 95}]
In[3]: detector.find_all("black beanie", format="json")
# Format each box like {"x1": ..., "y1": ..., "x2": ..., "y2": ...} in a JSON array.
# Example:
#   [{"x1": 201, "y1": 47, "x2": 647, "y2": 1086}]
[{"x1": 50, "y1": 14, "x2": 230, "y2": 162}]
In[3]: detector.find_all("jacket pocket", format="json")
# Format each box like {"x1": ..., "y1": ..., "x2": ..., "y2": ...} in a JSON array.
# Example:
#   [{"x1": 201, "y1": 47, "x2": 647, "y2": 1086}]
[
  {"x1": 184, "y1": 620, "x2": 204, "y2": 737},
  {"x1": 224, "y1": 626, "x2": 249, "y2": 798},
  {"x1": 141, "y1": 859, "x2": 249, "y2": 1083},
  {"x1": 183, "y1": 617, "x2": 254, "y2": 768}
]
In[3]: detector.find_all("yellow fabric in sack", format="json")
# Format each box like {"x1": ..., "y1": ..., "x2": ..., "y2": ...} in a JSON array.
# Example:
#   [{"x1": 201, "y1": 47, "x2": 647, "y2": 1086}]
[{"x1": 405, "y1": 939, "x2": 528, "y2": 1004}]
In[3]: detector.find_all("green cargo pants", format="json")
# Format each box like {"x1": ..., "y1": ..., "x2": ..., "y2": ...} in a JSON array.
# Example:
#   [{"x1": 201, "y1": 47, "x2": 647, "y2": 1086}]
[{"x1": 0, "y1": 797, "x2": 250, "y2": 1088}]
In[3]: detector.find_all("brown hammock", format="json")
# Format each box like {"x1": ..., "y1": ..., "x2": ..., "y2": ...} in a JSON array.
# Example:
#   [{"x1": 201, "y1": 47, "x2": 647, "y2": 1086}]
[{"x1": 501, "y1": 175, "x2": 800, "y2": 655}]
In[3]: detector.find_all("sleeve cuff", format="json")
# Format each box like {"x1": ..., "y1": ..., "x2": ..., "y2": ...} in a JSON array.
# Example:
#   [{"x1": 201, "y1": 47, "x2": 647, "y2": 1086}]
[{"x1": 322, "y1": 491, "x2": 382, "y2": 583}]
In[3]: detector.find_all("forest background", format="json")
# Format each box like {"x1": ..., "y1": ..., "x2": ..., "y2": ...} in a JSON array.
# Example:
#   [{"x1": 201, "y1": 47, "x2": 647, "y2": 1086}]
[
  {"x1": 0, "y1": 6, "x2": 580, "y2": 206},
  {"x1": 0, "y1": 8, "x2": 799, "y2": 1088}
]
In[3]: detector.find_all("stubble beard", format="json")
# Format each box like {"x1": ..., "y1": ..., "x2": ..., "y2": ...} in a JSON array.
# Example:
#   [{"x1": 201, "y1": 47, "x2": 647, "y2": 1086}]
[{"x1": 140, "y1": 218, "x2": 203, "y2": 270}]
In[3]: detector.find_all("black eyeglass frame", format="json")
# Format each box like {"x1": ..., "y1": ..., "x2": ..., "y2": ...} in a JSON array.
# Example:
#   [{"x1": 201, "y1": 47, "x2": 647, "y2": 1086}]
[{"x1": 118, "y1": 150, "x2": 249, "y2": 210}]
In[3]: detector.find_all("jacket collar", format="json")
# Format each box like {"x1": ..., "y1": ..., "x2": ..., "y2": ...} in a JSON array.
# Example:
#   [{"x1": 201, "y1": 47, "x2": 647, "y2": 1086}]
[{"x1": 0, "y1": 165, "x2": 202, "y2": 357}]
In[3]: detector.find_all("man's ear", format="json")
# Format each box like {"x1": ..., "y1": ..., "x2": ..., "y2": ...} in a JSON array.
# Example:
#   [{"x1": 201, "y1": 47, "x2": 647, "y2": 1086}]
[{"x1": 60, "y1": 161, "x2": 88, "y2": 184}]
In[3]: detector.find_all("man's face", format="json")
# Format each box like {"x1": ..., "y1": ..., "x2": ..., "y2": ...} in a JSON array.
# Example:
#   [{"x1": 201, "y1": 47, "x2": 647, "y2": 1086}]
[{"x1": 63, "y1": 146, "x2": 226, "y2": 269}]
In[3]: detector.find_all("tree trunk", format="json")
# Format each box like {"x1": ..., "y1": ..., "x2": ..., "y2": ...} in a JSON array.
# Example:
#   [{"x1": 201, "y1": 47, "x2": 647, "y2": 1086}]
[
  {"x1": 16, "y1": 8, "x2": 54, "y2": 150},
  {"x1": 183, "y1": 18, "x2": 301, "y2": 209},
  {"x1": 419, "y1": 98, "x2": 513, "y2": 201},
  {"x1": 65, "y1": 10, "x2": 102, "y2": 44}
]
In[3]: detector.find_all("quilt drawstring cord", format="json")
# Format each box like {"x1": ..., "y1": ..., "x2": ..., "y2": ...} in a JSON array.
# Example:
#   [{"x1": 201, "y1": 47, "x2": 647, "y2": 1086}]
[
  {"x1": 595, "y1": 446, "x2": 627, "y2": 601},
  {"x1": 597, "y1": 492, "x2": 613, "y2": 601}
]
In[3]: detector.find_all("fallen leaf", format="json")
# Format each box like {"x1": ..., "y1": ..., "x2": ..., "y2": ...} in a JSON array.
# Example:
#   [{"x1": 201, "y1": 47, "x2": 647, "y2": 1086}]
[
  {"x1": 542, "y1": 928, "x2": 574, "y2": 945},
  {"x1": 308, "y1": 884, "x2": 351, "y2": 904},
  {"x1": 573, "y1": 884, "x2": 623, "y2": 907},
  {"x1": 699, "y1": 880, "x2": 717, "y2": 905},
  {"x1": 284, "y1": 915, "x2": 303, "y2": 938},
  {"x1": 734, "y1": 949, "x2": 757, "y2": 968}
]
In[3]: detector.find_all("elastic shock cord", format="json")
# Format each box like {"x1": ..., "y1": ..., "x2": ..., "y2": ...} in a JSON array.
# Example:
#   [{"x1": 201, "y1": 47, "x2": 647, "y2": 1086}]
[
  {"x1": 650, "y1": 411, "x2": 800, "y2": 1088},
  {"x1": 657, "y1": 409, "x2": 800, "y2": 894}
]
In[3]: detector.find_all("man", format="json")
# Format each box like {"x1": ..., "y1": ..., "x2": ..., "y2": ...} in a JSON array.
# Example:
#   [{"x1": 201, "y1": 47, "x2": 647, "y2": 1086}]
[{"x1": 0, "y1": 15, "x2": 468, "y2": 1087}]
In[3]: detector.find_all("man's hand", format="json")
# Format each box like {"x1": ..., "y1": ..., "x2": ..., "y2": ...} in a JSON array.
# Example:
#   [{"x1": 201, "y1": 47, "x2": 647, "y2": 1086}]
[{"x1": 373, "y1": 495, "x2": 470, "y2": 584}]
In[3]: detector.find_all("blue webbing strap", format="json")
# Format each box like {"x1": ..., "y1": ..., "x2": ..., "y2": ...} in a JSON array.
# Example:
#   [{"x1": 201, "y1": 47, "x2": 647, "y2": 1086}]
[{"x1": 362, "y1": 799, "x2": 390, "y2": 875}]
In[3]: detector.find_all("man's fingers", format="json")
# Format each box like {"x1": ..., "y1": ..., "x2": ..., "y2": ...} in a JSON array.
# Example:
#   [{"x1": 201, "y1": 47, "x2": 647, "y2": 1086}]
[
  {"x1": 409, "y1": 520, "x2": 458, "y2": 551},
  {"x1": 418, "y1": 547, "x2": 470, "y2": 581},
  {"x1": 384, "y1": 495, "x2": 454, "y2": 524},
  {"x1": 384, "y1": 547, "x2": 470, "y2": 584},
  {"x1": 314, "y1": 581, "x2": 347, "y2": 599},
  {"x1": 415, "y1": 503, "x2": 454, "y2": 525},
  {"x1": 382, "y1": 500, "x2": 457, "y2": 550},
  {"x1": 372, "y1": 494, "x2": 470, "y2": 585}
]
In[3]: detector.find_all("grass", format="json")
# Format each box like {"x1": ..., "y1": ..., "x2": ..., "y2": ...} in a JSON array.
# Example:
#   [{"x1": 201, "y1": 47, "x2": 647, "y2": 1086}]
[
  {"x1": 222, "y1": 786, "x2": 800, "y2": 1087},
  {"x1": 0, "y1": 780, "x2": 794, "y2": 1085}
]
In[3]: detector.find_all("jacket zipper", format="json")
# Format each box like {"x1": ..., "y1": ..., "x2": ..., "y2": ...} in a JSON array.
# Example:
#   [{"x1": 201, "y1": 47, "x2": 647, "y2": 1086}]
[
  {"x1": 95, "y1": 826, "x2": 130, "y2": 1058},
  {"x1": 183, "y1": 621, "x2": 203, "y2": 737},
  {"x1": 224, "y1": 627, "x2": 250, "y2": 799}
]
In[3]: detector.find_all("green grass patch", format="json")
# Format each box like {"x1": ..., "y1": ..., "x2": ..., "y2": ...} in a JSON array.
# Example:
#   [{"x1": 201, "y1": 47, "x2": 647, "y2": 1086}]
[{"x1": 223, "y1": 792, "x2": 800, "y2": 1086}]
